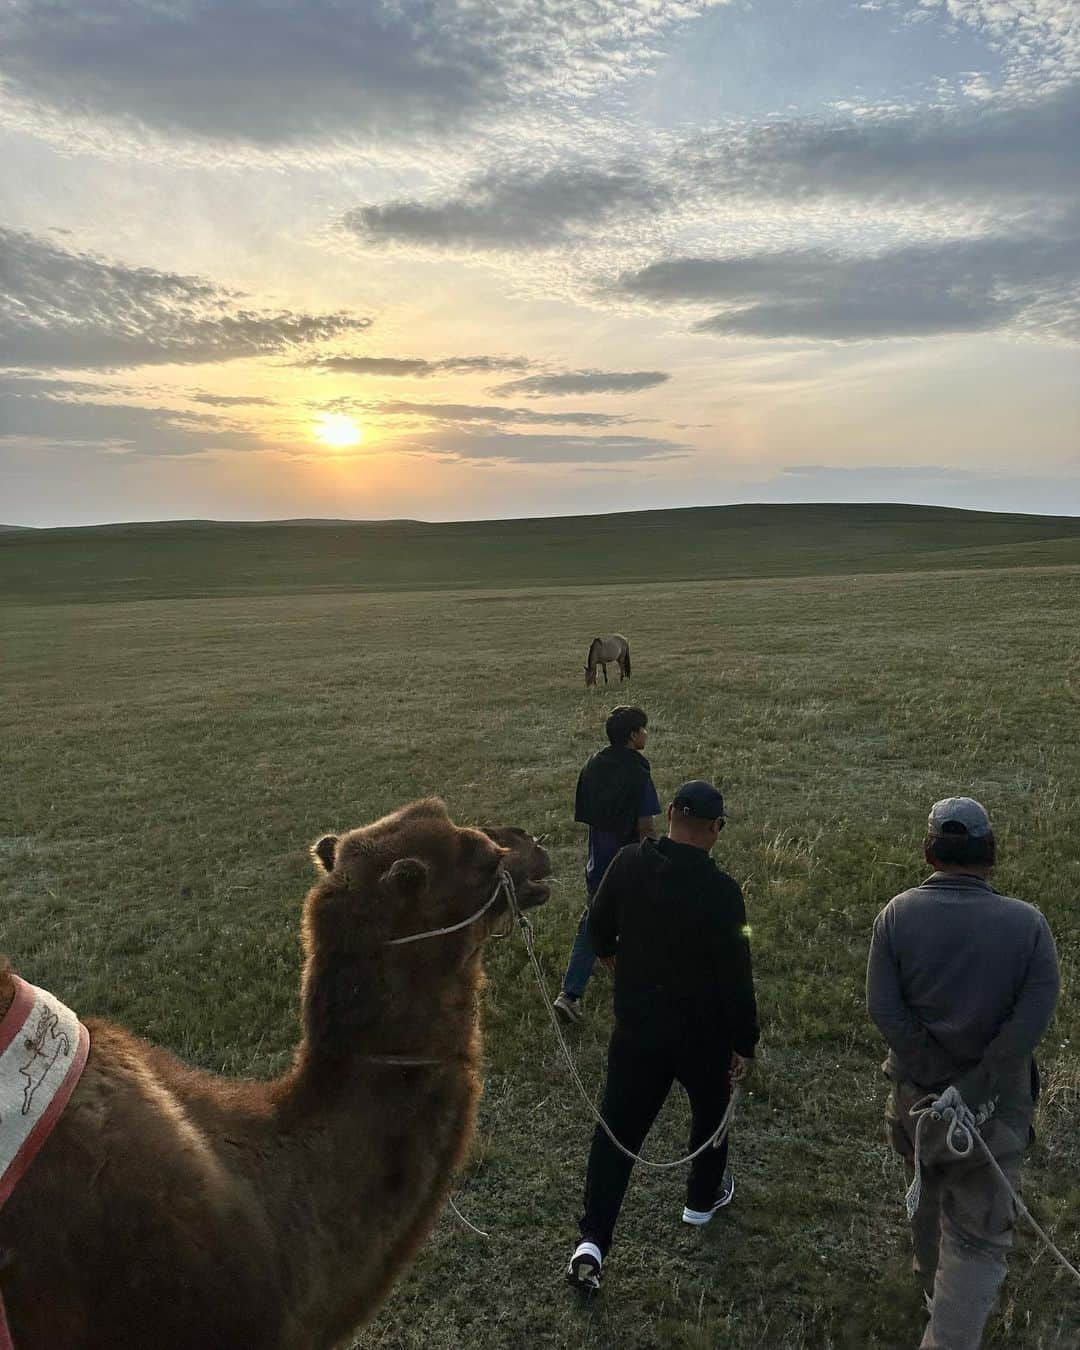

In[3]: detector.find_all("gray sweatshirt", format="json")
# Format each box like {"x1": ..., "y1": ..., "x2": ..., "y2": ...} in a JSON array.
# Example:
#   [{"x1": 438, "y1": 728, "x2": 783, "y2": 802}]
[{"x1": 866, "y1": 872, "x2": 1060, "y2": 1104}]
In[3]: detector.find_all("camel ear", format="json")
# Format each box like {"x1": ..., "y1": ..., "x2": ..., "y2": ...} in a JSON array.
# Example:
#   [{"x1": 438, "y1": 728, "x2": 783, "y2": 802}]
[
  {"x1": 380, "y1": 857, "x2": 429, "y2": 898},
  {"x1": 312, "y1": 835, "x2": 339, "y2": 873}
]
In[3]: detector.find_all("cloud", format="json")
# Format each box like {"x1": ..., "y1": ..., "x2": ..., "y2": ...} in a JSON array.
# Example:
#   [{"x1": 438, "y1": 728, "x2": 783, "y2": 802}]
[
  {"x1": 0, "y1": 228, "x2": 371, "y2": 369},
  {"x1": 344, "y1": 161, "x2": 670, "y2": 249},
  {"x1": 492, "y1": 370, "x2": 671, "y2": 397},
  {"x1": 419, "y1": 429, "x2": 688, "y2": 463},
  {"x1": 0, "y1": 1, "x2": 718, "y2": 151},
  {"x1": 614, "y1": 226, "x2": 1080, "y2": 341},
  {"x1": 358, "y1": 399, "x2": 629, "y2": 427},
  {"x1": 339, "y1": 82, "x2": 1080, "y2": 256},
  {"x1": 308, "y1": 354, "x2": 530, "y2": 377},
  {"x1": 0, "y1": 374, "x2": 262, "y2": 456},
  {"x1": 696, "y1": 81, "x2": 1080, "y2": 210},
  {"x1": 0, "y1": 371, "x2": 109, "y2": 398},
  {"x1": 911, "y1": 0, "x2": 1080, "y2": 96},
  {"x1": 189, "y1": 392, "x2": 277, "y2": 407}
]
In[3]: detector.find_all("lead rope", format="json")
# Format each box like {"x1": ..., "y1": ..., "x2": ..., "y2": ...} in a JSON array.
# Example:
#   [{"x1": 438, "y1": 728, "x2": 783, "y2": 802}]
[{"x1": 907, "y1": 1090, "x2": 1080, "y2": 1286}]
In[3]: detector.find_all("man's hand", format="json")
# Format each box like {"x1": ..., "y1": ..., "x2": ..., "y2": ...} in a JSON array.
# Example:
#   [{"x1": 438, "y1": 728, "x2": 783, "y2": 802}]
[
  {"x1": 729, "y1": 1052, "x2": 753, "y2": 1085},
  {"x1": 598, "y1": 955, "x2": 616, "y2": 973}
]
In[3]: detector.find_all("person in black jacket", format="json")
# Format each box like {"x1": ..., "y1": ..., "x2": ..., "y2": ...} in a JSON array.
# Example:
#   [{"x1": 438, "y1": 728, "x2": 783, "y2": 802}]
[{"x1": 566, "y1": 780, "x2": 759, "y2": 1293}]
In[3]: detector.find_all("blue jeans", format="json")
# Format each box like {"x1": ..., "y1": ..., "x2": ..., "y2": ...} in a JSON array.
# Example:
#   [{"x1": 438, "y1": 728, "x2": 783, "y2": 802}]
[{"x1": 562, "y1": 903, "x2": 597, "y2": 999}]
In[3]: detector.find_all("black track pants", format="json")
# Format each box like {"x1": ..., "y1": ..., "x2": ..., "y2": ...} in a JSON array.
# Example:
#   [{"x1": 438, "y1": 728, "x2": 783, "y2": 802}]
[{"x1": 579, "y1": 1026, "x2": 731, "y2": 1255}]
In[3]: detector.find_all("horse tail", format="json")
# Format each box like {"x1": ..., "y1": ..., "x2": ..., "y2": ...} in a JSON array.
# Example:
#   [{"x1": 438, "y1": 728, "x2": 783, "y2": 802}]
[{"x1": 623, "y1": 642, "x2": 631, "y2": 677}]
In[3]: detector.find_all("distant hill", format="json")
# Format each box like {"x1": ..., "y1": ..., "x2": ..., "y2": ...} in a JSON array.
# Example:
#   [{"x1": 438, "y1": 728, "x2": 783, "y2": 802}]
[{"x1": 2, "y1": 503, "x2": 1079, "y2": 604}]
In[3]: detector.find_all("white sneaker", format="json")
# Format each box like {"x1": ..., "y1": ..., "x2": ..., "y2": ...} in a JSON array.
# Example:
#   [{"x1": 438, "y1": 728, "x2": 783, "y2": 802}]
[
  {"x1": 682, "y1": 1171, "x2": 735, "y2": 1225},
  {"x1": 566, "y1": 1240, "x2": 602, "y2": 1292},
  {"x1": 553, "y1": 992, "x2": 584, "y2": 1024}
]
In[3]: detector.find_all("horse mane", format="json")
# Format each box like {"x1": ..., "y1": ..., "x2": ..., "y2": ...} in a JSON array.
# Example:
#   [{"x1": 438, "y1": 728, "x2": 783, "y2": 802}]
[{"x1": 586, "y1": 637, "x2": 601, "y2": 664}]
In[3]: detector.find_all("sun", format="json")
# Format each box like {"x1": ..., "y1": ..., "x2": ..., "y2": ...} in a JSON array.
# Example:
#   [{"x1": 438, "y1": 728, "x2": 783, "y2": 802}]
[{"x1": 313, "y1": 412, "x2": 363, "y2": 448}]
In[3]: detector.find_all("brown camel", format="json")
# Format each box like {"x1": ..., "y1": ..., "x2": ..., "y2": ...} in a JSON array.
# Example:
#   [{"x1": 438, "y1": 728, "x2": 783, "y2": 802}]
[{"x1": 0, "y1": 799, "x2": 552, "y2": 1349}]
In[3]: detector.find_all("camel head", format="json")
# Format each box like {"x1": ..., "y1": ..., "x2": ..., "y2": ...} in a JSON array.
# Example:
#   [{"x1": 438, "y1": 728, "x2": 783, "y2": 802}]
[
  {"x1": 307, "y1": 799, "x2": 551, "y2": 968},
  {"x1": 478, "y1": 825, "x2": 553, "y2": 912}
]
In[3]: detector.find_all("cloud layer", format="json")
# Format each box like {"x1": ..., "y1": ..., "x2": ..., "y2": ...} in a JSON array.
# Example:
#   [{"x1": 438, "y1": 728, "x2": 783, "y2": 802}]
[
  {"x1": 345, "y1": 162, "x2": 671, "y2": 249},
  {"x1": 308, "y1": 354, "x2": 529, "y2": 377},
  {"x1": 0, "y1": 0, "x2": 716, "y2": 150},
  {"x1": 421, "y1": 429, "x2": 686, "y2": 463},
  {"x1": 492, "y1": 370, "x2": 670, "y2": 397},
  {"x1": 0, "y1": 373, "x2": 261, "y2": 455},
  {"x1": 0, "y1": 229, "x2": 370, "y2": 369},
  {"x1": 616, "y1": 226, "x2": 1080, "y2": 341},
  {"x1": 367, "y1": 399, "x2": 631, "y2": 427},
  {"x1": 339, "y1": 83, "x2": 1080, "y2": 255}
]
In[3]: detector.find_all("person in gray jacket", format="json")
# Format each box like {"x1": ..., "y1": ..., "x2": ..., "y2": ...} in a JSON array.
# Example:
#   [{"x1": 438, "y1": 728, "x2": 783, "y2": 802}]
[{"x1": 867, "y1": 797, "x2": 1059, "y2": 1350}]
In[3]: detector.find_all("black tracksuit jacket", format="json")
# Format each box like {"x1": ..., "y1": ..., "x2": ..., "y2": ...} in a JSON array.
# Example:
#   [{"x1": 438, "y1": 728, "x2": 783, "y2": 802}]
[{"x1": 587, "y1": 836, "x2": 760, "y2": 1057}]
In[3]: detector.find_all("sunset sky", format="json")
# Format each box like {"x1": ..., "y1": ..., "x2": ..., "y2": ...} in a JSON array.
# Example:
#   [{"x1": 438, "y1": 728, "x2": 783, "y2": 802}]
[{"x1": 2, "y1": 0, "x2": 1078, "y2": 526}]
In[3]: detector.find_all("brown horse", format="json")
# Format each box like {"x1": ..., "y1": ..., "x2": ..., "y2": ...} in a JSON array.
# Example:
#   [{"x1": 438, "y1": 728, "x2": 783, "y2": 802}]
[{"x1": 584, "y1": 634, "x2": 630, "y2": 686}]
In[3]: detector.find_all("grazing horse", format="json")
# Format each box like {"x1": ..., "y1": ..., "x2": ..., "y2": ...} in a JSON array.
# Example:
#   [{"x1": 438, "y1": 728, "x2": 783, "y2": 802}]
[{"x1": 585, "y1": 634, "x2": 631, "y2": 686}]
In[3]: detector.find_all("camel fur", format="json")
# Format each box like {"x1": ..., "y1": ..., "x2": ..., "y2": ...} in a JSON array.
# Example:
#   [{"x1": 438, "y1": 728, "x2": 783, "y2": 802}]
[{"x1": 0, "y1": 799, "x2": 551, "y2": 1349}]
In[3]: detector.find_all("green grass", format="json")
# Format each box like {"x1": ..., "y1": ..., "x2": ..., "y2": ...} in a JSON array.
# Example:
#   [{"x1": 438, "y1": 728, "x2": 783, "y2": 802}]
[
  {"x1": 4, "y1": 502, "x2": 1080, "y2": 604},
  {"x1": 1, "y1": 519, "x2": 1078, "y2": 1347}
]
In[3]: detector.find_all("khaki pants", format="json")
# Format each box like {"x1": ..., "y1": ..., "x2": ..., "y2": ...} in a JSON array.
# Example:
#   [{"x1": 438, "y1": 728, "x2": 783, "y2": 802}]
[{"x1": 887, "y1": 1081, "x2": 1029, "y2": 1350}]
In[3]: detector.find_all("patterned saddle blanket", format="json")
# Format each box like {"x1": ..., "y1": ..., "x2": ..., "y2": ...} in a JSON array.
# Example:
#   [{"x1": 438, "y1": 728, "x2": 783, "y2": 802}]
[{"x1": 0, "y1": 975, "x2": 90, "y2": 1349}]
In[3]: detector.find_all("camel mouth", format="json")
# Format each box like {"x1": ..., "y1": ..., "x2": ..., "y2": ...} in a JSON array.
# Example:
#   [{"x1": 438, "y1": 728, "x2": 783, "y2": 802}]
[
  {"x1": 504, "y1": 846, "x2": 553, "y2": 911},
  {"x1": 516, "y1": 873, "x2": 552, "y2": 910}
]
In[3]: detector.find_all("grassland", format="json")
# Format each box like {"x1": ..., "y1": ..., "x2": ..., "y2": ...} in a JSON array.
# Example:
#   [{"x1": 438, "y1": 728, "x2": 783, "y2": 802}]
[{"x1": 1, "y1": 506, "x2": 1078, "y2": 1348}]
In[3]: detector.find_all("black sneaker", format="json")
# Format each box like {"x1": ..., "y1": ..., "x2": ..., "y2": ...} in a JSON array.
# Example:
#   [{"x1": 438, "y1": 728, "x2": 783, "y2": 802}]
[{"x1": 566, "y1": 1241, "x2": 602, "y2": 1293}]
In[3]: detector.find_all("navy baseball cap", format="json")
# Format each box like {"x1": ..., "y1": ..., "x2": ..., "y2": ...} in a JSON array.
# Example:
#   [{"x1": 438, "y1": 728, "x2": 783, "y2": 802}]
[
  {"x1": 928, "y1": 796, "x2": 992, "y2": 838},
  {"x1": 672, "y1": 780, "x2": 727, "y2": 821}
]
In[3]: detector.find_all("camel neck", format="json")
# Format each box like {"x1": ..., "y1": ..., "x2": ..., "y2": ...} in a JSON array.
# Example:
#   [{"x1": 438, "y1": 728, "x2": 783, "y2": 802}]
[
  {"x1": 268, "y1": 1011, "x2": 480, "y2": 1337},
  {"x1": 284, "y1": 941, "x2": 482, "y2": 1105}
]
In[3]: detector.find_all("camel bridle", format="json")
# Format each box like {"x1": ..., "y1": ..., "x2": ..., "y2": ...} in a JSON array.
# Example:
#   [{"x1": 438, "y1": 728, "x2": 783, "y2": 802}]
[
  {"x1": 364, "y1": 870, "x2": 519, "y2": 1071},
  {"x1": 384, "y1": 869, "x2": 514, "y2": 947}
]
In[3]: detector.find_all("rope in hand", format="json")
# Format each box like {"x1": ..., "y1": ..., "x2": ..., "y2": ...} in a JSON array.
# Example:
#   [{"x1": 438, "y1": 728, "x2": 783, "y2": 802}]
[{"x1": 907, "y1": 1087, "x2": 1080, "y2": 1286}]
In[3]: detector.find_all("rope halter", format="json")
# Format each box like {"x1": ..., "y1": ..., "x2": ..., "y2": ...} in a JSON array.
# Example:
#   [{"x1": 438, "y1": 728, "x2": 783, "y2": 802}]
[{"x1": 385, "y1": 869, "x2": 513, "y2": 946}]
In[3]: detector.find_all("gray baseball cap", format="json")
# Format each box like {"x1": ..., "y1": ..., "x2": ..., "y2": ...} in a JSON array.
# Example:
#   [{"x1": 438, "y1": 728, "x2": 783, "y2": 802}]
[{"x1": 928, "y1": 796, "x2": 992, "y2": 838}]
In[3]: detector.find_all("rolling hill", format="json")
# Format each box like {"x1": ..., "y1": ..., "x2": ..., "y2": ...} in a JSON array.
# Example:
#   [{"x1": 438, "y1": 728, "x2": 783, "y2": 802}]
[{"x1": 2, "y1": 502, "x2": 1079, "y2": 604}]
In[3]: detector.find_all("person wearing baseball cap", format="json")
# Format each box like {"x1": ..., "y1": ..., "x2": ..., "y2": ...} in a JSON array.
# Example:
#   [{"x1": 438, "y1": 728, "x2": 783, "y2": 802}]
[
  {"x1": 565, "y1": 779, "x2": 759, "y2": 1293},
  {"x1": 867, "y1": 797, "x2": 1060, "y2": 1348}
]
